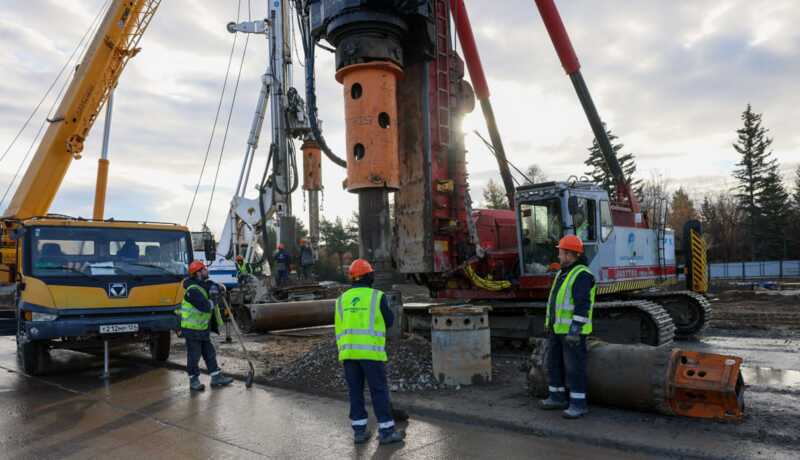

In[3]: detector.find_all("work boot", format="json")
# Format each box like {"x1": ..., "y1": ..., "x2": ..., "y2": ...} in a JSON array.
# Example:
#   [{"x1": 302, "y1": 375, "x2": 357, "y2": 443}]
[
  {"x1": 353, "y1": 429, "x2": 372, "y2": 445},
  {"x1": 189, "y1": 376, "x2": 205, "y2": 392},
  {"x1": 563, "y1": 400, "x2": 588, "y2": 419},
  {"x1": 378, "y1": 430, "x2": 406, "y2": 445},
  {"x1": 539, "y1": 393, "x2": 569, "y2": 410},
  {"x1": 210, "y1": 373, "x2": 234, "y2": 387}
]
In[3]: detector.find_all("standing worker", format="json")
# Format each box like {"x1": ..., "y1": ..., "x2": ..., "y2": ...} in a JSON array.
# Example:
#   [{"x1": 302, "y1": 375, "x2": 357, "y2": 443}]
[
  {"x1": 274, "y1": 243, "x2": 291, "y2": 286},
  {"x1": 335, "y1": 259, "x2": 406, "y2": 445},
  {"x1": 539, "y1": 235, "x2": 595, "y2": 419},
  {"x1": 181, "y1": 261, "x2": 234, "y2": 391},
  {"x1": 235, "y1": 255, "x2": 252, "y2": 280},
  {"x1": 299, "y1": 239, "x2": 314, "y2": 280}
]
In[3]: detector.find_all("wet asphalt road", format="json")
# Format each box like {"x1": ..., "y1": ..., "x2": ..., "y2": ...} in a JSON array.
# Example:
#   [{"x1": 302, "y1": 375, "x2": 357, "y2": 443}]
[{"x1": 0, "y1": 338, "x2": 646, "y2": 460}]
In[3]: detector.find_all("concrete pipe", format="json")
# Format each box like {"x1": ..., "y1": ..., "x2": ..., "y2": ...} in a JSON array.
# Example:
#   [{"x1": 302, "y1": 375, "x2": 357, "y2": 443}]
[
  {"x1": 528, "y1": 339, "x2": 745, "y2": 422},
  {"x1": 239, "y1": 299, "x2": 336, "y2": 333}
]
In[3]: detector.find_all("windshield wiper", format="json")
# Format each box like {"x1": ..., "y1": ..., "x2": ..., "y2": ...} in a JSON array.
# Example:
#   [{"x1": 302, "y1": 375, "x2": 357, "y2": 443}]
[
  {"x1": 122, "y1": 263, "x2": 182, "y2": 279},
  {"x1": 109, "y1": 264, "x2": 143, "y2": 281},
  {"x1": 56, "y1": 266, "x2": 99, "y2": 281}
]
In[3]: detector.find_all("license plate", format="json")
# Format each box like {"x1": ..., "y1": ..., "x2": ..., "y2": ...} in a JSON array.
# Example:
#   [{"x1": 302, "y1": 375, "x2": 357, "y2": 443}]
[{"x1": 99, "y1": 323, "x2": 139, "y2": 334}]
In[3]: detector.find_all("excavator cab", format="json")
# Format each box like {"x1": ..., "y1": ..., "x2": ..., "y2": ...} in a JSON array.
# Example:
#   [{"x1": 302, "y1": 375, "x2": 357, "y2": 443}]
[{"x1": 515, "y1": 181, "x2": 614, "y2": 276}]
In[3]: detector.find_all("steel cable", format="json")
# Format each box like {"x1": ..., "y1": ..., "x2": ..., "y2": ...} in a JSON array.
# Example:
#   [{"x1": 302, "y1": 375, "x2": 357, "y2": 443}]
[{"x1": 185, "y1": 0, "x2": 244, "y2": 226}]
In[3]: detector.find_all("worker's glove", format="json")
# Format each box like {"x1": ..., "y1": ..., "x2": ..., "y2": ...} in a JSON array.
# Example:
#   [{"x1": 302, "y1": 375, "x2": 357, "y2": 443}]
[{"x1": 565, "y1": 322, "x2": 582, "y2": 347}]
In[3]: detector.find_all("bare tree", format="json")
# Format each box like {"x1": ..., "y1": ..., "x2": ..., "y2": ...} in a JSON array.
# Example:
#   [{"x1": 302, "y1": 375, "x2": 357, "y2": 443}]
[{"x1": 639, "y1": 171, "x2": 671, "y2": 228}]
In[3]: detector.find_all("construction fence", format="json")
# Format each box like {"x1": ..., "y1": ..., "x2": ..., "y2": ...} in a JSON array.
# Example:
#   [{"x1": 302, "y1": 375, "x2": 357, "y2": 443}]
[{"x1": 708, "y1": 260, "x2": 800, "y2": 280}]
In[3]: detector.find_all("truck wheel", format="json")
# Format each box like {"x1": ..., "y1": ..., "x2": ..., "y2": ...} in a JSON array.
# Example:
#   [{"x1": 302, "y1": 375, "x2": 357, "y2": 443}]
[
  {"x1": 149, "y1": 331, "x2": 171, "y2": 362},
  {"x1": 19, "y1": 340, "x2": 47, "y2": 375}
]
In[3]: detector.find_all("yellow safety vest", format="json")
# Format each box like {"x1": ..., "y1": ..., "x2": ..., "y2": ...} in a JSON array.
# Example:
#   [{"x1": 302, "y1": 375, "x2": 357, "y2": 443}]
[
  {"x1": 180, "y1": 284, "x2": 223, "y2": 331},
  {"x1": 545, "y1": 265, "x2": 596, "y2": 335},
  {"x1": 335, "y1": 287, "x2": 387, "y2": 361}
]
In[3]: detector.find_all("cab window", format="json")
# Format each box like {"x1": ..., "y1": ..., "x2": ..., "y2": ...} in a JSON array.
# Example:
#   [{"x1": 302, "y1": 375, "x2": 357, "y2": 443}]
[
  {"x1": 570, "y1": 198, "x2": 596, "y2": 242},
  {"x1": 600, "y1": 200, "x2": 614, "y2": 241}
]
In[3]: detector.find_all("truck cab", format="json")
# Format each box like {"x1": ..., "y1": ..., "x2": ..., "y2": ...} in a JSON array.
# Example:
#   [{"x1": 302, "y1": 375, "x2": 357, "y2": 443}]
[
  {"x1": 515, "y1": 181, "x2": 615, "y2": 276},
  {"x1": 12, "y1": 217, "x2": 192, "y2": 374},
  {"x1": 515, "y1": 180, "x2": 675, "y2": 292}
]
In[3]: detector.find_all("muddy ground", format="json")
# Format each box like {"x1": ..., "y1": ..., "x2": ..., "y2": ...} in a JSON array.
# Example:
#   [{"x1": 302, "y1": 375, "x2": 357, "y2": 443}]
[{"x1": 127, "y1": 284, "x2": 800, "y2": 458}]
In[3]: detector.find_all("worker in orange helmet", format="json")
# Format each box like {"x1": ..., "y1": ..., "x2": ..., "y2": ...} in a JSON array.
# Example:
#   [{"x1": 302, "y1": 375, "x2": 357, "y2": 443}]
[
  {"x1": 234, "y1": 254, "x2": 252, "y2": 279},
  {"x1": 335, "y1": 259, "x2": 405, "y2": 445},
  {"x1": 180, "y1": 260, "x2": 233, "y2": 391},
  {"x1": 274, "y1": 243, "x2": 291, "y2": 286},
  {"x1": 539, "y1": 235, "x2": 596, "y2": 419}
]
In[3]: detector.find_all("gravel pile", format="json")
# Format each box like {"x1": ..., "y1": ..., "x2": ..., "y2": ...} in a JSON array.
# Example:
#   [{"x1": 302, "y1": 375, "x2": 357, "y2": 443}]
[{"x1": 274, "y1": 335, "x2": 442, "y2": 393}]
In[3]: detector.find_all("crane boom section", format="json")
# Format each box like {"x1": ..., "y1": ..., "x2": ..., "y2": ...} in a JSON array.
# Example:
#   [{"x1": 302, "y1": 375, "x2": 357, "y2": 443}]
[{"x1": 2, "y1": 0, "x2": 161, "y2": 220}]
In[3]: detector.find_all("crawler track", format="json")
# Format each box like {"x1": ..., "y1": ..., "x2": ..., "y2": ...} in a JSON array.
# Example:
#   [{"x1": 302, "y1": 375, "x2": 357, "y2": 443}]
[
  {"x1": 404, "y1": 299, "x2": 676, "y2": 347},
  {"x1": 632, "y1": 290, "x2": 712, "y2": 340}
]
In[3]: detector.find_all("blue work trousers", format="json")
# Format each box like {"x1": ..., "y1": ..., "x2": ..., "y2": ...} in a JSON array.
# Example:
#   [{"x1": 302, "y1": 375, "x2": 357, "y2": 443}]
[
  {"x1": 546, "y1": 334, "x2": 588, "y2": 403},
  {"x1": 343, "y1": 360, "x2": 395, "y2": 435},
  {"x1": 186, "y1": 337, "x2": 220, "y2": 378},
  {"x1": 276, "y1": 270, "x2": 289, "y2": 286}
]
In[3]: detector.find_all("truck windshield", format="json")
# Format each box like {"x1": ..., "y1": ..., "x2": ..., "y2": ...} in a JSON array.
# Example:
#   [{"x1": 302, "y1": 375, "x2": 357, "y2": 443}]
[
  {"x1": 518, "y1": 198, "x2": 563, "y2": 275},
  {"x1": 30, "y1": 226, "x2": 190, "y2": 278}
]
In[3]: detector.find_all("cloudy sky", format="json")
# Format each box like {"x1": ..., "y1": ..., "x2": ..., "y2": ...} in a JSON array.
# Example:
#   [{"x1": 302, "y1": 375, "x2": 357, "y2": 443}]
[{"x1": 1, "y1": 0, "x2": 799, "y2": 237}]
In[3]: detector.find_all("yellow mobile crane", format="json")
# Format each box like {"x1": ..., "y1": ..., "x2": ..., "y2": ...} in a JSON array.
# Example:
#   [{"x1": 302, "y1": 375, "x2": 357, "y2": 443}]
[{"x1": 0, "y1": 0, "x2": 192, "y2": 375}]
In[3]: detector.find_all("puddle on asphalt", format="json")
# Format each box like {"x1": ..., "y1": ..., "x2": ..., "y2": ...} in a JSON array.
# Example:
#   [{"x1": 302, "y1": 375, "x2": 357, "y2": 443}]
[{"x1": 741, "y1": 366, "x2": 800, "y2": 387}]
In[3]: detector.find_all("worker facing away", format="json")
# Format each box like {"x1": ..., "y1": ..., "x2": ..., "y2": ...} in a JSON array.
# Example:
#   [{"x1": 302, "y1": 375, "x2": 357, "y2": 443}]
[
  {"x1": 274, "y1": 243, "x2": 291, "y2": 286},
  {"x1": 335, "y1": 259, "x2": 406, "y2": 445},
  {"x1": 539, "y1": 235, "x2": 596, "y2": 419},
  {"x1": 299, "y1": 239, "x2": 314, "y2": 280},
  {"x1": 181, "y1": 261, "x2": 234, "y2": 391}
]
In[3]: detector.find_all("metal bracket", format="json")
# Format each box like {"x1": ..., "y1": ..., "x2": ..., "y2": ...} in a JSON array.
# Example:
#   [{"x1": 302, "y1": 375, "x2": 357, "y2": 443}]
[{"x1": 227, "y1": 19, "x2": 268, "y2": 35}]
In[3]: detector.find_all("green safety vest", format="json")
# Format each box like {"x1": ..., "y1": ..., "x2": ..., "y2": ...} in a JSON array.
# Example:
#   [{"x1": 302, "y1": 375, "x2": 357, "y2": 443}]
[
  {"x1": 236, "y1": 262, "x2": 252, "y2": 275},
  {"x1": 180, "y1": 284, "x2": 223, "y2": 331},
  {"x1": 335, "y1": 287, "x2": 387, "y2": 361},
  {"x1": 545, "y1": 265, "x2": 596, "y2": 335}
]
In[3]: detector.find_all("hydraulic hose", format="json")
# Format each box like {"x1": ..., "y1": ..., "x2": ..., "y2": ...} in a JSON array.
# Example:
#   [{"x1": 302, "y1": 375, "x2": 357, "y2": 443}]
[{"x1": 300, "y1": 10, "x2": 346, "y2": 168}]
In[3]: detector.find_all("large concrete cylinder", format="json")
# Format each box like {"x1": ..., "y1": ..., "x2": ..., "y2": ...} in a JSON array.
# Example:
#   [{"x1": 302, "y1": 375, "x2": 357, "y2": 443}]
[
  {"x1": 431, "y1": 306, "x2": 491, "y2": 386},
  {"x1": 528, "y1": 339, "x2": 745, "y2": 421},
  {"x1": 240, "y1": 299, "x2": 336, "y2": 333}
]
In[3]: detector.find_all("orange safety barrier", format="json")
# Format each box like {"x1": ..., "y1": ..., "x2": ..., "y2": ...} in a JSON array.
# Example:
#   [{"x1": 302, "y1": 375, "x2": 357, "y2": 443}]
[
  {"x1": 335, "y1": 61, "x2": 403, "y2": 192},
  {"x1": 666, "y1": 350, "x2": 744, "y2": 422},
  {"x1": 301, "y1": 139, "x2": 322, "y2": 191}
]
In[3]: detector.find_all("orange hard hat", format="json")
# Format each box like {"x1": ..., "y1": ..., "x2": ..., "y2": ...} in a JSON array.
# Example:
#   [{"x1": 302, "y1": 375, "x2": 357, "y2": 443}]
[
  {"x1": 277, "y1": 243, "x2": 285, "y2": 250},
  {"x1": 188, "y1": 260, "x2": 207, "y2": 275},
  {"x1": 557, "y1": 235, "x2": 584, "y2": 254},
  {"x1": 235, "y1": 255, "x2": 244, "y2": 261},
  {"x1": 349, "y1": 258, "x2": 374, "y2": 279}
]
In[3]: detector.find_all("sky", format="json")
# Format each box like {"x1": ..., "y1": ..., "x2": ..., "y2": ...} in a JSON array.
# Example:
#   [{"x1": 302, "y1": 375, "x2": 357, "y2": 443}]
[{"x1": 1, "y1": 0, "x2": 799, "y2": 237}]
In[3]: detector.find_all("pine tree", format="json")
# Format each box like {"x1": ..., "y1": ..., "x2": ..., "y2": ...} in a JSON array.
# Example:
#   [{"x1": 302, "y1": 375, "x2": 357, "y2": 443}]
[
  {"x1": 731, "y1": 104, "x2": 775, "y2": 260},
  {"x1": 584, "y1": 128, "x2": 642, "y2": 200},
  {"x1": 757, "y1": 169, "x2": 790, "y2": 259},
  {"x1": 482, "y1": 179, "x2": 509, "y2": 209},
  {"x1": 791, "y1": 165, "x2": 800, "y2": 258},
  {"x1": 793, "y1": 165, "x2": 800, "y2": 210}
]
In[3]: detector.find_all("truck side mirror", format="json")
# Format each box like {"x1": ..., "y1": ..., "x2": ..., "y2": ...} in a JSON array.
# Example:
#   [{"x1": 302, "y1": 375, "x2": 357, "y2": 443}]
[
  {"x1": 568, "y1": 196, "x2": 579, "y2": 215},
  {"x1": 204, "y1": 235, "x2": 216, "y2": 262}
]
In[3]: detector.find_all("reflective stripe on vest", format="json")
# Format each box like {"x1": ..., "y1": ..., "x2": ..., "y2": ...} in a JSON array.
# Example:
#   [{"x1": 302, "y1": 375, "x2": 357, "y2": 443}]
[
  {"x1": 545, "y1": 265, "x2": 596, "y2": 335},
  {"x1": 181, "y1": 284, "x2": 211, "y2": 330},
  {"x1": 334, "y1": 287, "x2": 387, "y2": 361}
]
